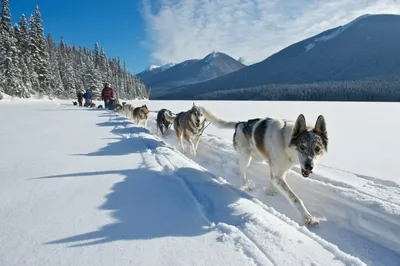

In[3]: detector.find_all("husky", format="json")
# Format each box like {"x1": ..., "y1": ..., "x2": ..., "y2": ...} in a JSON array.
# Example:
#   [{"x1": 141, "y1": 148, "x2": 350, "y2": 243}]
[
  {"x1": 199, "y1": 106, "x2": 328, "y2": 225},
  {"x1": 122, "y1": 104, "x2": 135, "y2": 119},
  {"x1": 132, "y1": 104, "x2": 149, "y2": 128},
  {"x1": 165, "y1": 103, "x2": 206, "y2": 156},
  {"x1": 156, "y1": 108, "x2": 173, "y2": 136},
  {"x1": 72, "y1": 101, "x2": 78, "y2": 106}
]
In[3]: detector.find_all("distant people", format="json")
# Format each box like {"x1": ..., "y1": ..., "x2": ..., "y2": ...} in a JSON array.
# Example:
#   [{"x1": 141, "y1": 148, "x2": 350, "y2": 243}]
[
  {"x1": 83, "y1": 89, "x2": 93, "y2": 107},
  {"x1": 101, "y1": 82, "x2": 115, "y2": 109},
  {"x1": 76, "y1": 90, "x2": 84, "y2": 107}
]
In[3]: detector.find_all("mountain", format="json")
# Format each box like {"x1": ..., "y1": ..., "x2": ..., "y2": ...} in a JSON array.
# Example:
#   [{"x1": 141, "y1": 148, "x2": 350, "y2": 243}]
[
  {"x1": 157, "y1": 14, "x2": 400, "y2": 100},
  {"x1": 137, "y1": 52, "x2": 245, "y2": 94},
  {"x1": 141, "y1": 63, "x2": 176, "y2": 74}
]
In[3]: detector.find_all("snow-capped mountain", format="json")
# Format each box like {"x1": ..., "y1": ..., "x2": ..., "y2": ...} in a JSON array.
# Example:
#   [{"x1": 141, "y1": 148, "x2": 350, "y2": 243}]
[
  {"x1": 142, "y1": 63, "x2": 176, "y2": 73},
  {"x1": 137, "y1": 52, "x2": 245, "y2": 92},
  {"x1": 157, "y1": 14, "x2": 400, "y2": 100}
]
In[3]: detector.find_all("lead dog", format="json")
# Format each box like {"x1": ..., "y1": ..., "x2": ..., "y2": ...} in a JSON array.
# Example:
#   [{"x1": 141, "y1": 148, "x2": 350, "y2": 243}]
[
  {"x1": 199, "y1": 106, "x2": 328, "y2": 225},
  {"x1": 165, "y1": 103, "x2": 206, "y2": 156}
]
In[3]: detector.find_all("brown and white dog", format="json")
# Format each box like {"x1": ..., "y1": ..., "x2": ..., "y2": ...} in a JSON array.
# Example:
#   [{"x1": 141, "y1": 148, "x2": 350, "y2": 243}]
[
  {"x1": 199, "y1": 106, "x2": 328, "y2": 225},
  {"x1": 122, "y1": 104, "x2": 135, "y2": 119},
  {"x1": 132, "y1": 104, "x2": 149, "y2": 128},
  {"x1": 164, "y1": 103, "x2": 206, "y2": 156}
]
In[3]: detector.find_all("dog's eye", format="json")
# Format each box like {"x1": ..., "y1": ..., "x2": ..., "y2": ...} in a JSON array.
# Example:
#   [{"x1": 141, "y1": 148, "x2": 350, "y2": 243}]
[
  {"x1": 299, "y1": 145, "x2": 306, "y2": 151},
  {"x1": 315, "y1": 146, "x2": 321, "y2": 153}
]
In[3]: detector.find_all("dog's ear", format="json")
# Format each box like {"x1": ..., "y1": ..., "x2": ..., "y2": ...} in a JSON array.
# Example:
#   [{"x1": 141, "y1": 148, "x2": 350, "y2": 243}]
[
  {"x1": 314, "y1": 115, "x2": 328, "y2": 148},
  {"x1": 193, "y1": 102, "x2": 196, "y2": 108},
  {"x1": 292, "y1": 114, "x2": 307, "y2": 139}
]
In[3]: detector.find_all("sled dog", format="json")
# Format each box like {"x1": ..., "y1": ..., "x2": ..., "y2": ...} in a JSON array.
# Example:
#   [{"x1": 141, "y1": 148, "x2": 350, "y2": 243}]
[
  {"x1": 165, "y1": 103, "x2": 206, "y2": 156},
  {"x1": 199, "y1": 106, "x2": 328, "y2": 225},
  {"x1": 122, "y1": 104, "x2": 135, "y2": 119},
  {"x1": 132, "y1": 104, "x2": 149, "y2": 128},
  {"x1": 156, "y1": 108, "x2": 173, "y2": 136}
]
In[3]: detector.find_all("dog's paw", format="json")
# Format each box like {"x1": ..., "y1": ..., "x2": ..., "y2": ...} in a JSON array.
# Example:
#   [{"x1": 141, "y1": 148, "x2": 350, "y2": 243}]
[{"x1": 303, "y1": 215, "x2": 320, "y2": 226}]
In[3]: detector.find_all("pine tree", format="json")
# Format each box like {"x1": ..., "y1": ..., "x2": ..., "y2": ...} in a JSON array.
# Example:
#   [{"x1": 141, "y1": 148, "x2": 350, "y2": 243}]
[
  {"x1": 0, "y1": 0, "x2": 10, "y2": 34},
  {"x1": 94, "y1": 42, "x2": 100, "y2": 69},
  {"x1": 29, "y1": 6, "x2": 51, "y2": 96},
  {"x1": 3, "y1": 28, "x2": 24, "y2": 96},
  {"x1": 0, "y1": 0, "x2": 25, "y2": 96},
  {"x1": 16, "y1": 14, "x2": 33, "y2": 95},
  {"x1": 0, "y1": 0, "x2": 11, "y2": 92},
  {"x1": 13, "y1": 25, "x2": 31, "y2": 97},
  {"x1": 47, "y1": 33, "x2": 63, "y2": 96}
]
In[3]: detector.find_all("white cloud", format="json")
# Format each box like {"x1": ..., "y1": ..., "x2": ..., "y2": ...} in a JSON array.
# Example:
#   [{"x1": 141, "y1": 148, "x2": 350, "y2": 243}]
[{"x1": 141, "y1": 0, "x2": 400, "y2": 65}]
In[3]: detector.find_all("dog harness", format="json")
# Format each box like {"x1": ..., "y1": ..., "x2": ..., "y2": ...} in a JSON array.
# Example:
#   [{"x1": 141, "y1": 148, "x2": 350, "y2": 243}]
[{"x1": 242, "y1": 118, "x2": 261, "y2": 137}]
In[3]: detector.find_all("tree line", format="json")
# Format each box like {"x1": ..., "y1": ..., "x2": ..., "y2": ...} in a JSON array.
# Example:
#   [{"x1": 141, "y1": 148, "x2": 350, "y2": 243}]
[
  {"x1": 195, "y1": 77, "x2": 400, "y2": 102},
  {"x1": 0, "y1": 0, "x2": 148, "y2": 99}
]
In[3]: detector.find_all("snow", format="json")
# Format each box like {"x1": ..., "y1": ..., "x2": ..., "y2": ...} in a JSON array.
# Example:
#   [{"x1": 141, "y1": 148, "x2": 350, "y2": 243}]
[
  {"x1": 204, "y1": 51, "x2": 218, "y2": 63},
  {"x1": 142, "y1": 63, "x2": 176, "y2": 73},
  {"x1": 160, "y1": 62, "x2": 176, "y2": 71},
  {"x1": 146, "y1": 65, "x2": 160, "y2": 71},
  {"x1": 304, "y1": 14, "x2": 371, "y2": 52},
  {"x1": 1, "y1": 99, "x2": 399, "y2": 266}
]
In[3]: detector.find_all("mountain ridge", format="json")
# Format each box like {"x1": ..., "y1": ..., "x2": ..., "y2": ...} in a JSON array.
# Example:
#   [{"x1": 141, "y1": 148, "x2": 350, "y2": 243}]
[{"x1": 137, "y1": 51, "x2": 246, "y2": 93}]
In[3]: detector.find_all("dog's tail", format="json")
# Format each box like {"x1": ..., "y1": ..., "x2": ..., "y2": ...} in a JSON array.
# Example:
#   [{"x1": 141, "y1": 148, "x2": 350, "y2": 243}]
[
  {"x1": 199, "y1": 106, "x2": 238, "y2": 129},
  {"x1": 164, "y1": 111, "x2": 176, "y2": 123}
]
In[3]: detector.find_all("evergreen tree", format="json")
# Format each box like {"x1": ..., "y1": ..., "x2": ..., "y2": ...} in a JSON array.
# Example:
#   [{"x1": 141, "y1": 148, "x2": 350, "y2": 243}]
[
  {"x1": 0, "y1": 0, "x2": 25, "y2": 96},
  {"x1": 3, "y1": 27, "x2": 24, "y2": 96},
  {"x1": 29, "y1": 6, "x2": 51, "y2": 96},
  {"x1": 94, "y1": 42, "x2": 100, "y2": 69},
  {"x1": 13, "y1": 25, "x2": 31, "y2": 96},
  {"x1": 16, "y1": 14, "x2": 33, "y2": 95},
  {"x1": 47, "y1": 33, "x2": 63, "y2": 95}
]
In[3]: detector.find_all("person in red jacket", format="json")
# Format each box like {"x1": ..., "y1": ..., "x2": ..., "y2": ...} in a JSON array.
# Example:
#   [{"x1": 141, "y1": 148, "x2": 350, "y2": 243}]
[{"x1": 101, "y1": 82, "x2": 115, "y2": 109}]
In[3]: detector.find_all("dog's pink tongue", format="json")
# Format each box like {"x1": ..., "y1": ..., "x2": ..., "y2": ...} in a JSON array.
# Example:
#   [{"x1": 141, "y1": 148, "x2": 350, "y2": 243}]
[{"x1": 302, "y1": 169, "x2": 312, "y2": 176}]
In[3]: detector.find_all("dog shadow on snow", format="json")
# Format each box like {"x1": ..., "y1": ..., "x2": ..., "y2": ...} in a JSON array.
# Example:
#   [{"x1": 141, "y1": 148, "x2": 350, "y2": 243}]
[
  {"x1": 73, "y1": 113, "x2": 164, "y2": 156},
  {"x1": 38, "y1": 112, "x2": 250, "y2": 247},
  {"x1": 39, "y1": 166, "x2": 249, "y2": 247}
]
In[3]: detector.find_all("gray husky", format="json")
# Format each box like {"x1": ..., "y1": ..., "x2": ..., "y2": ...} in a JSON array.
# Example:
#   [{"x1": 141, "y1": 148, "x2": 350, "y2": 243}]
[
  {"x1": 199, "y1": 106, "x2": 328, "y2": 225},
  {"x1": 165, "y1": 103, "x2": 206, "y2": 156}
]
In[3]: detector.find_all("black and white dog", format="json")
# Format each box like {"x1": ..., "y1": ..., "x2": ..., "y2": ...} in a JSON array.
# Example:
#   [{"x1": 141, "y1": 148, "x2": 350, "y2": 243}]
[{"x1": 156, "y1": 108, "x2": 173, "y2": 136}]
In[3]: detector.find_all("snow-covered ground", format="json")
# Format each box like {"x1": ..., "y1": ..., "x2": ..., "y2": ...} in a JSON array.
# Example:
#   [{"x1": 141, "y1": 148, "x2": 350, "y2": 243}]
[{"x1": 0, "y1": 99, "x2": 399, "y2": 266}]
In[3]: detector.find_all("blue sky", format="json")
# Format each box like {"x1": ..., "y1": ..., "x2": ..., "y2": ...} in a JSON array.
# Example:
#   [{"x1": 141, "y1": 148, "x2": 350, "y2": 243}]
[
  {"x1": 10, "y1": 0, "x2": 400, "y2": 73},
  {"x1": 11, "y1": 0, "x2": 150, "y2": 73}
]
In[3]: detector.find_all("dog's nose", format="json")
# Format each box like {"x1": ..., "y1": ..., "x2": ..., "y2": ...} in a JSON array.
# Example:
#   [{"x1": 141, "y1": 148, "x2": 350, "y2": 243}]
[{"x1": 304, "y1": 163, "x2": 313, "y2": 171}]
